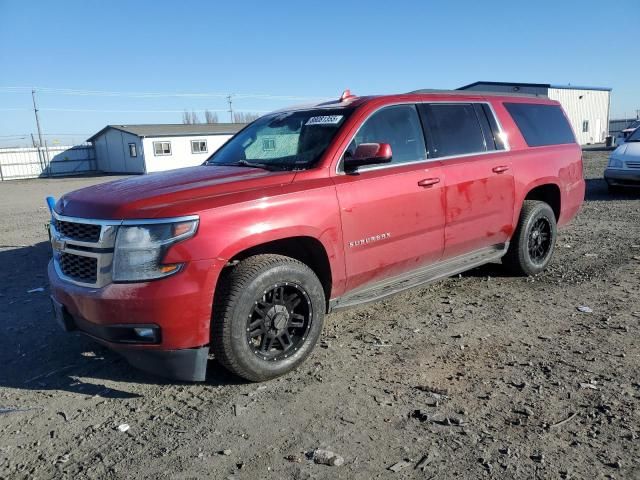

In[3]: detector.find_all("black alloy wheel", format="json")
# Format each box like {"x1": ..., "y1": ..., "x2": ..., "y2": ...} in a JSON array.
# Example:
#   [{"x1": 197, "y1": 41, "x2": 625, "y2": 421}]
[
  {"x1": 503, "y1": 200, "x2": 557, "y2": 276},
  {"x1": 212, "y1": 254, "x2": 325, "y2": 382},
  {"x1": 527, "y1": 217, "x2": 552, "y2": 264},
  {"x1": 247, "y1": 283, "x2": 312, "y2": 361}
]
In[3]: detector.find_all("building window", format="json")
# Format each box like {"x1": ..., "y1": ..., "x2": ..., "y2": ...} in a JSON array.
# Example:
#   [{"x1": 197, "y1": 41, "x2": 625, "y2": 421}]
[
  {"x1": 128, "y1": 143, "x2": 137, "y2": 157},
  {"x1": 582, "y1": 120, "x2": 589, "y2": 133},
  {"x1": 191, "y1": 140, "x2": 208, "y2": 154},
  {"x1": 153, "y1": 141, "x2": 172, "y2": 156}
]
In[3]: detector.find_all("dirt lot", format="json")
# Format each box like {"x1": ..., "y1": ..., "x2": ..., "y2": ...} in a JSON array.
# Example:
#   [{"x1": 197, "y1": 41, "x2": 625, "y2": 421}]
[{"x1": 1, "y1": 153, "x2": 638, "y2": 479}]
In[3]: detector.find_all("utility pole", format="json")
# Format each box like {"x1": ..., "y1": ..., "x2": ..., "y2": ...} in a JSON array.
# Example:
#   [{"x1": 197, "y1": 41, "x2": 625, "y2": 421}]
[
  {"x1": 31, "y1": 89, "x2": 49, "y2": 170},
  {"x1": 227, "y1": 94, "x2": 234, "y2": 123},
  {"x1": 31, "y1": 89, "x2": 45, "y2": 149}
]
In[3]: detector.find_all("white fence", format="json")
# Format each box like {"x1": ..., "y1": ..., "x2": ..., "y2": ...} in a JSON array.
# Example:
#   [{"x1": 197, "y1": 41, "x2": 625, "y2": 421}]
[{"x1": 0, "y1": 145, "x2": 96, "y2": 180}]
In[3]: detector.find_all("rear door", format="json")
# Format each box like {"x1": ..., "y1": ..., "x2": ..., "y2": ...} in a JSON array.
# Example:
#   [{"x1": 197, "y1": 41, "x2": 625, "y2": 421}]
[
  {"x1": 334, "y1": 104, "x2": 445, "y2": 291},
  {"x1": 419, "y1": 103, "x2": 515, "y2": 259}
]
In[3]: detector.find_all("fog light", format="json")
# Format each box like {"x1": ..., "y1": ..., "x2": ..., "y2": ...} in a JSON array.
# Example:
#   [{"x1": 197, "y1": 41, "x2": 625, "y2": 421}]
[{"x1": 133, "y1": 327, "x2": 157, "y2": 340}]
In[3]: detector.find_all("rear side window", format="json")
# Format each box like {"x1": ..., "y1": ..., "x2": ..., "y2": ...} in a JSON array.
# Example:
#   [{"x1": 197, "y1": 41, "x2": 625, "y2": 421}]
[
  {"x1": 422, "y1": 104, "x2": 487, "y2": 158},
  {"x1": 504, "y1": 103, "x2": 575, "y2": 147}
]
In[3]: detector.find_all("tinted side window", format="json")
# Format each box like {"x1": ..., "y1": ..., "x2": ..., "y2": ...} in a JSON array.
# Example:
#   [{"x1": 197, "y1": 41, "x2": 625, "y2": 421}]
[
  {"x1": 423, "y1": 104, "x2": 487, "y2": 158},
  {"x1": 504, "y1": 103, "x2": 575, "y2": 147},
  {"x1": 347, "y1": 105, "x2": 427, "y2": 165}
]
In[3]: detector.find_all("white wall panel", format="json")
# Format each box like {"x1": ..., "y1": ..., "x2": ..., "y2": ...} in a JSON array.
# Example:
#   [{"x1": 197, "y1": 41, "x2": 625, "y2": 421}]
[
  {"x1": 548, "y1": 88, "x2": 610, "y2": 145},
  {"x1": 142, "y1": 134, "x2": 233, "y2": 173}
]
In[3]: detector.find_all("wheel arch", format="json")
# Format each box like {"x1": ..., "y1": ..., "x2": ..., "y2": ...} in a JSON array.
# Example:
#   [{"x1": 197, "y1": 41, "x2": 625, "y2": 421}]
[
  {"x1": 520, "y1": 181, "x2": 562, "y2": 221},
  {"x1": 217, "y1": 235, "x2": 334, "y2": 311}
]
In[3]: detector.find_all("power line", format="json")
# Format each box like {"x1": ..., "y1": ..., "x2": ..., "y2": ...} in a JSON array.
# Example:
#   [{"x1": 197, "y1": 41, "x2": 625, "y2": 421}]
[
  {"x1": 43, "y1": 108, "x2": 268, "y2": 113},
  {"x1": 0, "y1": 86, "x2": 329, "y2": 101},
  {"x1": 0, "y1": 107, "x2": 268, "y2": 113}
]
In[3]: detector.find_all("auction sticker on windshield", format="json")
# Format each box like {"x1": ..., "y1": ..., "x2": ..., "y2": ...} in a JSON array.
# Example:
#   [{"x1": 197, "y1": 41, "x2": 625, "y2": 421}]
[{"x1": 306, "y1": 115, "x2": 344, "y2": 126}]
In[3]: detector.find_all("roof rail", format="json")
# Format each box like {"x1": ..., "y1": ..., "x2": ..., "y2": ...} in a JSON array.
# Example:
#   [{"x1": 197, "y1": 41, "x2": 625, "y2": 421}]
[{"x1": 408, "y1": 88, "x2": 546, "y2": 98}]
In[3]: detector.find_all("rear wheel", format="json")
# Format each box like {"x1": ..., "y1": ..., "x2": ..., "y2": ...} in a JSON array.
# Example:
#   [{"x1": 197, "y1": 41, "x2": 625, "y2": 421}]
[
  {"x1": 212, "y1": 254, "x2": 325, "y2": 382},
  {"x1": 503, "y1": 200, "x2": 557, "y2": 276}
]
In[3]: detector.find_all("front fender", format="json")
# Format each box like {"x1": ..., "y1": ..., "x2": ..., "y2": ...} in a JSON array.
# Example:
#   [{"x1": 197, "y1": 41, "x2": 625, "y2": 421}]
[{"x1": 164, "y1": 181, "x2": 347, "y2": 298}]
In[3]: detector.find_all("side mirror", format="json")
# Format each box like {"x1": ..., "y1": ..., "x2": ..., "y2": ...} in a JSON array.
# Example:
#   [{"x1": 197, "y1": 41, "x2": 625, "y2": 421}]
[{"x1": 343, "y1": 143, "x2": 392, "y2": 172}]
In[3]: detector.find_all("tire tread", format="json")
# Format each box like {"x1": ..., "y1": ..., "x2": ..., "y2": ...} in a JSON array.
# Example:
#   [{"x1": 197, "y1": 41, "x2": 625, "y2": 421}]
[
  {"x1": 211, "y1": 254, "x2": 320, "y2": 381},
  {"x1": 503, "y1": 200, "x2": 556, "y2": 276}
]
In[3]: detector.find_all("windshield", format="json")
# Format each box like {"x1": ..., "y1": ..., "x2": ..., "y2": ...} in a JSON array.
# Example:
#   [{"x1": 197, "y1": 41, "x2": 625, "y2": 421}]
[
  {"x1": 627, "y1": 126, "x2": 640, "y2": 142},
  {"x1": 205, "y1": 108, "x2": 354, "y2": 170}
]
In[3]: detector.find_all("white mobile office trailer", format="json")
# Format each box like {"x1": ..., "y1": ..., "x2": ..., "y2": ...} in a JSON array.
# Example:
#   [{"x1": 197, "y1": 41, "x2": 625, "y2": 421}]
[{"x1": 88, "y1": 123, "x2": 245, "y2": 173}]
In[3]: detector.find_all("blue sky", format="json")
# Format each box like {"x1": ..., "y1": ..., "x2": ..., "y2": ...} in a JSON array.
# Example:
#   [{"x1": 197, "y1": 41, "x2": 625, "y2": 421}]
[{"x1": 1, "y1": 0, "x2": 638, "y2": 146}]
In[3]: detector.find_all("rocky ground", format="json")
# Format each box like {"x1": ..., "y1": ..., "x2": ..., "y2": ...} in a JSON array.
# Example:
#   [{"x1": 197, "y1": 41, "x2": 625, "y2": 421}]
[{"x1": 0, "y1": 152, "x2": 638, "y2": 479}]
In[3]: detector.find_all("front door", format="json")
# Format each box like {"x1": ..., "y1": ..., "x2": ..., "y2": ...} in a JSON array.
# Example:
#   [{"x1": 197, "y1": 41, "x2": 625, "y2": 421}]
[{"x1": 333, "y1": 104, "x2": 446, "y2": 292}]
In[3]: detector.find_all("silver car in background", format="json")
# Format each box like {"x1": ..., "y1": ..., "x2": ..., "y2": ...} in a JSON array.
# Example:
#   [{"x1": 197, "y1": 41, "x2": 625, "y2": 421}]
[
  {"x1": 615, "y1": 120, "x2": 640, "y2": 146},
  {"x1": 605, "y1": 126, "x2": 640, "y2": 191}
]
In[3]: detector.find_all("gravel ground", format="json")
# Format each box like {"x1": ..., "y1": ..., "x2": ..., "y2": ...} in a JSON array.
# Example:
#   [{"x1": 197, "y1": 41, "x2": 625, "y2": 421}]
[{"x1": 0, "y1": 152, "x2": 638, "y2": 479}]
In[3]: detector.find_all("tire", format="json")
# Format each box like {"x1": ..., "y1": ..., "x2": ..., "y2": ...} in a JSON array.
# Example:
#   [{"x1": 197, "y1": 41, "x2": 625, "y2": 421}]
[
  {"x1": 503, "y1": 200, "x2": 557, "y2": 276},
  {"x1": 212, "y1": 254, "x2": 325, "y2": 382},
  {"x1": 607, "y1": 183, "x2": 623, "y2": 194}
]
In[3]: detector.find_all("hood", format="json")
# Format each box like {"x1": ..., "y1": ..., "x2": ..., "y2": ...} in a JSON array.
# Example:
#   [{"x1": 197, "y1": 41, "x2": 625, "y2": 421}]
[
  {"x1": 613, "y1": 141, "x2": 640, "y2": 160},
  {"x1": 56, "y1": 166, "x2": 296, "y2": 219}
]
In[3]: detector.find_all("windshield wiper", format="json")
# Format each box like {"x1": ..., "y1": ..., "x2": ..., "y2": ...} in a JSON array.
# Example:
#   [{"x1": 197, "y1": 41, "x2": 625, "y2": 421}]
[{"x1": 210, "y1": 160, "x2": 276, "y2": 171}]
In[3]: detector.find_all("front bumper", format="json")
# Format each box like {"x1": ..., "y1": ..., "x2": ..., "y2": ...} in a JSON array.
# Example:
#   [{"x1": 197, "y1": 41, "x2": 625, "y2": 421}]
[
  {"x1": 48, "y1": 259, "x2": 221, "y2": 381},
  {"x1": 604, "y1": 168, "x2": 640, "y2": 186}
]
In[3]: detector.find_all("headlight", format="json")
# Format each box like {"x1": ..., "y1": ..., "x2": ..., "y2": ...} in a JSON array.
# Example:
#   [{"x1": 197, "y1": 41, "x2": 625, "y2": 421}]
[
  {"x1": 608, "y1": 157, "x2": 623, "y2": 169},
  {"x1": 112, "y1": 218, "x2": 198, "y2": 282}
]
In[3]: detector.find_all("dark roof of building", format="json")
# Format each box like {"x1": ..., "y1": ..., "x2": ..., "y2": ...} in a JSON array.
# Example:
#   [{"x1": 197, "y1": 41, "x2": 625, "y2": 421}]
[
  {"x1": 458, "y1": 81, "x2": 611, "y2": 92},
  {"x1": 87, "y1": 123, "x2": 246, "y2": 142}
]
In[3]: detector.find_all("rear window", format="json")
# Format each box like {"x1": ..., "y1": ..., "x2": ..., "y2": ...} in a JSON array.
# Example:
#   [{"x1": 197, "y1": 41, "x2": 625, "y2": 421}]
[{"x1": 504, "y1": 103, "x2": 575, "y2": 147}]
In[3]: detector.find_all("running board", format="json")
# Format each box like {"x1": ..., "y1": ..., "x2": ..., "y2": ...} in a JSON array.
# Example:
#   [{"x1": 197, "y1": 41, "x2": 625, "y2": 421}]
[{"x1": 330, "y1": 243, "x2": 508, "y2": 312}]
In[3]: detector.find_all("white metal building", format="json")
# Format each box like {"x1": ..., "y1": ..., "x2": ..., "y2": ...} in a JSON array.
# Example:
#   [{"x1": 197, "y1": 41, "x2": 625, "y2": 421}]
[
  {"x1": 88, "y1": 123, "x2": 245, "y2": 173},
  {"x1": 458, "y1": 81, "x2": 611, "y2": 145}
]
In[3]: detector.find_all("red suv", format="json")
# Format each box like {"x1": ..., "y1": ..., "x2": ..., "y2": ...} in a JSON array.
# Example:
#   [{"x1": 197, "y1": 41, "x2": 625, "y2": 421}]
[{"x1": 48, "y1": 90, "x2": 585, "y2": 381}]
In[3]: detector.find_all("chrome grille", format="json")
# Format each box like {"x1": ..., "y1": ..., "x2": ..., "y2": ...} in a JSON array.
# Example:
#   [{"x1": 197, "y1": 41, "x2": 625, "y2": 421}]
[
  {"x1": 626, "y1": 161, "x2": 640, "y2": 170},
  {"x1": 55, "y1": 219, "x2": 101, "y2": 242},
  {"x1": 59, "y1": 252, "x2": 98, "y2": 284},
  {"x1": 51, "y1": 212, "x2": 118, "y2": 287}
]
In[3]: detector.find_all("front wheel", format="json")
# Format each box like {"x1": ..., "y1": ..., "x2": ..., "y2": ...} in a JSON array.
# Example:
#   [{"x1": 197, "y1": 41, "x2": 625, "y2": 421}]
[
  {"x1": 503, "y1": 200, "x2": 557, "y2": 276},
  {"x1": 211, "y1": 254, "x2": 325, "y2": 382}
]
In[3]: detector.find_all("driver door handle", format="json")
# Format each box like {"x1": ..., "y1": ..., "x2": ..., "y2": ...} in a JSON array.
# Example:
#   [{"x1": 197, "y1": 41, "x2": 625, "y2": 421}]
[
  {"x1": 492, "y1": 165, "x2": 510, "y2": 174},
  {"x1": 418, "y1": 178, "x2": 441, "y2": 188}
]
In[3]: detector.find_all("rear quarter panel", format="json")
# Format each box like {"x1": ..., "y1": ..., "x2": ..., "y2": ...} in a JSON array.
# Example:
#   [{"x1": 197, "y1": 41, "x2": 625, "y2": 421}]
[{"x1": 489, "y1": 99, "x2": 584, "y2": 228}]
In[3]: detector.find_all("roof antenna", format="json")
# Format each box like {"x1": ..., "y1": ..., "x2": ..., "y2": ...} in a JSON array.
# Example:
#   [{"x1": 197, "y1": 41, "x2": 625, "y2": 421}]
[{"x1": 340, "y1": 89, "x2": 353, "y2": 102}]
